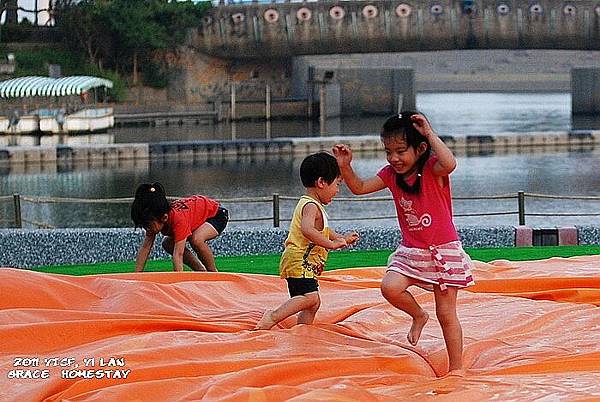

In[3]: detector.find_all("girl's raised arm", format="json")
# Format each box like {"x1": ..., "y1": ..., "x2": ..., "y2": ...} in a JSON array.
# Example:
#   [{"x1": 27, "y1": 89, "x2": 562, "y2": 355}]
[
  {"x1": 333, "y1": 144, "x2": 386, "y2": 195},
  {"x1": 411, "y1": 114, "x2": 456, "y2": 176}
]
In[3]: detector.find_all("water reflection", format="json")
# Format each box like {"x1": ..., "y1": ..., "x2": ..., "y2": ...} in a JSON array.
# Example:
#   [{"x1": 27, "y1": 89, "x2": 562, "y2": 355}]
[
  {"x1": 2, "y1": 92, "x2": 600, "y2": 228},
  {"x1": 112, "y1": 93, "x2": 580, "y2": 143},
  {"x1": 1, "y1": 146, "x2": 600, "y2": 229}
]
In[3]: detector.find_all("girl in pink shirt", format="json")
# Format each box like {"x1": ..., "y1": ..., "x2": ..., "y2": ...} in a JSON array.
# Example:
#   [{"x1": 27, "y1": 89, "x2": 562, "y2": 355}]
[
  {"x1": 333, "y1": 112, "x2": 474, "y2": 375},
  {"x1": 131, "y1": 182, "x2": 228, "y2": 273}
]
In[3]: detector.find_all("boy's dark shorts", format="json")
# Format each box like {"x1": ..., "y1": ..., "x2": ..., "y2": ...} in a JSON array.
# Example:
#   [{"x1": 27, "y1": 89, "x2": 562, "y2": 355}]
[
  {"x1": 286, "y1": 277, "x2": 319, "y2": 297},
  {"x1": 206, "y1": 206, "x2": 229, "y2": 235}
]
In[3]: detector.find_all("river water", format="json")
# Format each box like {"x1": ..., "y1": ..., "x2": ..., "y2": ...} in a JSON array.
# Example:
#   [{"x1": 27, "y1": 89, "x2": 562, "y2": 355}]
[{"x1": 1, "y1": 92, "x2": 599, "y2": 229}]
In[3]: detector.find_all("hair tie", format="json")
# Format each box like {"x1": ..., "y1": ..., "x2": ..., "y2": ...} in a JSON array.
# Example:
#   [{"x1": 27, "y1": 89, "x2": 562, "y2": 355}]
[{"x1": 149, "y1": 187, "x2": 155, "y2": 192}]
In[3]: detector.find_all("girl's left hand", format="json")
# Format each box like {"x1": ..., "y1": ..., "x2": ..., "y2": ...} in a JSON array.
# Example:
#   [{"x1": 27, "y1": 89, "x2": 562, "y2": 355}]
[
  {"x1": 332, "y1": 144, "x2": 353, "y2": 167},
  {"x1": 411, "y1": 114, "x2": 435, "y2": 138}
]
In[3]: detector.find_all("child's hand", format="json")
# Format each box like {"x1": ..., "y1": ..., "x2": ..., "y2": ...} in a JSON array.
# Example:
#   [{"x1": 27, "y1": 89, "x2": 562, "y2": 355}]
[
  {"x1": 344, "y1": 231, "x2": 360, "y2": 246},
  {"x1": 411, "y1": 114, "x2": 435, "y2": 139},
  {"x1": 332, "y1": 144, "x2": 353, "y2": 167},
  {"x1": 314, "y1": 262, "x2": 325, "y2": 276},
  {"x1": 330, "y1": 238, "x2": 348, "y2": 250}
]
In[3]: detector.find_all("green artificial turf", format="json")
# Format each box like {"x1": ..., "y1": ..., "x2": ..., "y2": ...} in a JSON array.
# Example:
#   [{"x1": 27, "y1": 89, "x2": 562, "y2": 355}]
[{"x1": 29, "y1": 245, "x2": 600, "y2": 276}]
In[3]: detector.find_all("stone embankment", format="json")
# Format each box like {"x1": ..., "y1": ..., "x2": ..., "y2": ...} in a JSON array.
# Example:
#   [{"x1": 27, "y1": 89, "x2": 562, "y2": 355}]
[
  {"x1": 1, "y1": 225, "x2": 598, "y2": 268},
  {"x1": 0, "y1": 131, "x2": 598, "y2": 165}
]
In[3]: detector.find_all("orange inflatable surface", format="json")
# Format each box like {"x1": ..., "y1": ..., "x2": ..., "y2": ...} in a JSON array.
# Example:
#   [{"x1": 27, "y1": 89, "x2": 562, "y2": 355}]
[{"x1": 1, "y1": 255, "x2": 600, "y2": 401}]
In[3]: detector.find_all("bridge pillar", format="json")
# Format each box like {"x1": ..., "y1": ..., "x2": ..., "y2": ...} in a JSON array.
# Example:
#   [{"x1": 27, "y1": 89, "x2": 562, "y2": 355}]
[
  {"x1": 331, "y1": 67, "x2": 415, "y2": 116},
  {"x1": 308, "y1": 68, "x2": 341, "y2": 118},
  {"x1": 298, "y1": 63, "x2": 415, "y2": 117},
  {"x1": 322, "y1": 82, "x2": 341, "y2": 118},
  {"x1": 572, "y1": 68, "x2": 600, "y2": 115},
  {"x1": 392, "y1": 69, "x2": 416, "y2": 112}
]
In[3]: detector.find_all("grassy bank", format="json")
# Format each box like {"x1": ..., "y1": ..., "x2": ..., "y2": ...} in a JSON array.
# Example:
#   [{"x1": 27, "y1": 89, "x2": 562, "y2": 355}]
[{"x1": 29, "y1": 245, "x2": 600, "y2": 276}]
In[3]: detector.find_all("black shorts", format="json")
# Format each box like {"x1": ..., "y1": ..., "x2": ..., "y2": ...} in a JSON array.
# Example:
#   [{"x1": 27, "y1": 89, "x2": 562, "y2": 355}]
[
  {"x1": 286, "y1": 277, "x2": 319, "y2": 297},
  {"x1": 205, "y1": 206, "x2": 229, "y2": 235}
]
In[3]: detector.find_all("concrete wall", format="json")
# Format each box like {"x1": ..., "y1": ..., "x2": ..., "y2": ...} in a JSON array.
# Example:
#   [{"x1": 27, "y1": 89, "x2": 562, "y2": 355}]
[
  {"x1": 165, "y1": 49, "x2": 600, "y2": 105},
  {"x1": 294, "y1": 63, "x2": 415, "y2": 116},
  {"x1": 572, "y1": 68, "x2": 600, "y2": 115},
  {"x1": 123, "y1": 87, "x2": 169, "y2": 105},
  {"x1": 195, "y1": 0, "x2": 600, "y2": 59},
  {"x1": 172, "y1": 48, "x2": 292, "y2": 103},
  {"x1": 330, "y1": 67, "x2": 415, "y2": 115},
  {"x1": 1, "y1": 132, "x2": 600, "y2": 166}
]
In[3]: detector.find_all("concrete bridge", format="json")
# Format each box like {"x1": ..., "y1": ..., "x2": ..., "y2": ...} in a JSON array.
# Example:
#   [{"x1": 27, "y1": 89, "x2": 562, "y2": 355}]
[
  {"x1": 194, "y1": 0, "x2": 600, "y2": 58},
  {"x1": 179, "y1": 0, "x2": 600, "y2": 117}
]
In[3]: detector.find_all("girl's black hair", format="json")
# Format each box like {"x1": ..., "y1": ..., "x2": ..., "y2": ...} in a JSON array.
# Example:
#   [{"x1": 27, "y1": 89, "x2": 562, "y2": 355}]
[
  {"x1": 131, "y1": 182, "x2": 170, "y2": 229},
  {"x1": 381, "y1": 111, "x2": 431, "y2": 194}
]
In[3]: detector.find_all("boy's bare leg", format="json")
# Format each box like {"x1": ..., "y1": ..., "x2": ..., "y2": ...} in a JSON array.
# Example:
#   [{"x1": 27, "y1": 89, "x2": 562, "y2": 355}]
[
  {"x1": 255, "y1": 292, "x2": 320, "y2": 330},
  {"x1": 255, "y1": 310, "x2": 277, "y2": 330},
  {"x1": 190, "y1": 223, "x2": 220, "y2": 272},
  {"x1": 297, "y1": 294, "x2": 321, "y2": 324},
  {"x1": 434, "y1": 286, "x2": 463, "y2": 372},
  {"x1": 381, "y1": 271, "x2": 429, "y2": 346}
]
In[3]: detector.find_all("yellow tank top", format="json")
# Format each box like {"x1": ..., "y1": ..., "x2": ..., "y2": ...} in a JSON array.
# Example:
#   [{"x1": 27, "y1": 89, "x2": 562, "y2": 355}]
[{"x1": 280, "y1": 195, "x2": 330, "y2": 279}]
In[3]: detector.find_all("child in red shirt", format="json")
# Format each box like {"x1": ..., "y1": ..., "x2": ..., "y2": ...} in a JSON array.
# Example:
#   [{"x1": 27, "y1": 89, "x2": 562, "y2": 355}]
[{"x1": 131, "y1": 182, "x2": 229, "y2": 272}]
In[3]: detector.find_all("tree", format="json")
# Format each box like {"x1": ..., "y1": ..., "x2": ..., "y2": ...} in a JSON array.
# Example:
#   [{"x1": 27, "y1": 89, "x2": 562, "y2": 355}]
[
  {"x1": 55, "y1": 0, "x2": 211, "y2": 86},
  {"x1": 106, "y1": 0, "x2": 164, "y2": 84},
  {"x1": 55, "y1": 0, "x2": 112, "y2": 71},
  {"x1": 1, "y1": 0, "x2": 18, "y2": 24}
]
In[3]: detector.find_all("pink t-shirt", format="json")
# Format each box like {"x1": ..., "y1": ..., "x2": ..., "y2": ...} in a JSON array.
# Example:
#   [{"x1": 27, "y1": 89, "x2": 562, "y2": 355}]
[
  {"x1": 161, "y1": 196, "x2": 219, "y2": 243},
  {"x1": 377, "y1": 155, "x2": 459, "y2": 249}
]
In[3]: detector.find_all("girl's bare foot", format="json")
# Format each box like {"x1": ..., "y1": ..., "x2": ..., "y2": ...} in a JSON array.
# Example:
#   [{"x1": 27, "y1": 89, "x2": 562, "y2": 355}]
[
  {"x1": 254, "y1": 310, "x2": 277, "y2": 330},
  {"x1": 407, "y1": 311, "x2": 429, "y2": 346}
]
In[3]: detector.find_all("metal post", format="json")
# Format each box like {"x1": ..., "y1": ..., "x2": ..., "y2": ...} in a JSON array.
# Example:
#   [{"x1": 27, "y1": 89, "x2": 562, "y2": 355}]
[
  {"x1": 13, "y1": 193, "x2": 22, "y2": 228},
  {"x1": 34, "y1": 0, "x2": 38, "y2": 26},
  {"x1": 307, "y1": 81, "x2": 313, "y2": 119},
  {"x1": 230, "y1": 83, "x2": 236, "y2": 121},
  {"x1": 265, "y1": 84, "x2": 272, "y2": 139},
  {"x1": 319, "y1": 82, "x2": 326, "y2": 136},
  {"x1": 265, "y1": 84, "x2": 271, "y2": 121},
  {"x1": 272, "y1": 193, "x2": 280, "y2": 227},
  {"x1": 517, "y1": 191, "x2": 525, "y2": 225},
  {"x1": 215, "y1": 97, "x2": 223, "y2": 122},
  {"x1": 265, "y1": 119, "x2": 272, "y2": 140}
]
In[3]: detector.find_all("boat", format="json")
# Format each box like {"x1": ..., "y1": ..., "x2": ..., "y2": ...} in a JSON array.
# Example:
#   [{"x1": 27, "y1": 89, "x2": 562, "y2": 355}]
[
  {"x1": 0, "y1": 75, "x2": 114, "y2": 135},
  {"x1": 0, "y1": 116, "x2": 8, "y2": 132},
  {"x1": 38, "y1": 107, "x2": 114, "y2": 133}
]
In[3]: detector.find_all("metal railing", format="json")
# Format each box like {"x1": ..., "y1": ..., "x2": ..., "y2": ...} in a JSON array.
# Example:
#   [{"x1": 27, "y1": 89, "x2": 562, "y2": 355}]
[{"x1": 2, "y1": 191, "x2": 600, "y2": 229}]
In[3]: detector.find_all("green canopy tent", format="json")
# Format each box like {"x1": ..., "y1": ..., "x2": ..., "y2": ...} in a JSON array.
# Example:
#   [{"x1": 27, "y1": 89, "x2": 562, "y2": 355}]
[
  {"x1": 0, "y1": 76, "x2": 115, "y2": 134},
  {"x1": 0, "y1": 75, "x2": 113, "y2": 100}
]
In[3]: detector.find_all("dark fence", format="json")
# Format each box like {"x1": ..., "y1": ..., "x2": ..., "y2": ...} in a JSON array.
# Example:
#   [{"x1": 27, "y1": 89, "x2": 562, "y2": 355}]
[{"x1": 2, "y1": 191, "x2": 600, "y2": 229}]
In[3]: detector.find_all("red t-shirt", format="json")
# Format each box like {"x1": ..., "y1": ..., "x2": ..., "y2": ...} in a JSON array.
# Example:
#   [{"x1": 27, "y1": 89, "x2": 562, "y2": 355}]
[
  {"x1": 161, "y1": 196, "x2": 219, "y2": 242},
  {"x1": 377, "y1": 155, "x2": 459, "y2": 249}
]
